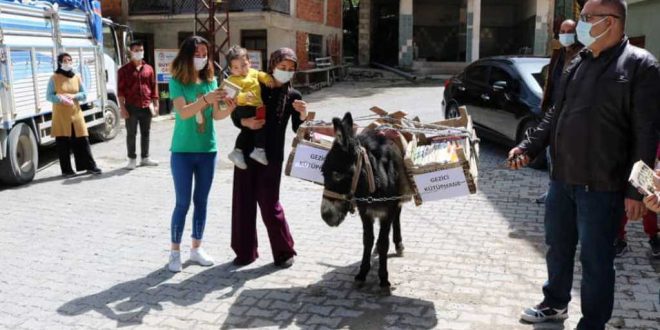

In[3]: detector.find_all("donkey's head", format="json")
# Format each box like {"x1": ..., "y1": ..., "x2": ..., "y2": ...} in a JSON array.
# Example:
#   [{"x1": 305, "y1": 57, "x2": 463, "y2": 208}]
[{"x1": 321, "y1": 112, "x2": 359, "y2": 227}]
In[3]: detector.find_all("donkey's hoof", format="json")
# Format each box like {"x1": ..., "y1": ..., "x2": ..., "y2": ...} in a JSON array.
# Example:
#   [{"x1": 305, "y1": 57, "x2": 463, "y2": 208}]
[
  {"x1": 395, "y1": 243, "x2": 405, "y2": 257},
  {"x1": 379, "y1": 285, "x2": 392, "y2": 296},
  {"x1": 354, "y1": 280, "x2": 366, "y2": 289}
]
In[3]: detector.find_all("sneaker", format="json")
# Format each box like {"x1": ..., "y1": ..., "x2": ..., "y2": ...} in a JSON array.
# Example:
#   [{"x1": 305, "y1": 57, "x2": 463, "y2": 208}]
[
  {"x1": 649, "y1": 235, "x2": 660, "y2": 258},
  {"x1": 614, "y1": 238, "x2": 629, "y2": 257},
  {"x1": 168, "y1": 251, "x2": 182, "y2": 273},
  {"x1": 520, "y1": 303, "x2": 568, "y2": 323},
  {"x1": 125, "y1": 158, "x2": 137, "y2": 170},
  {"x1": 140, "y1": 157, "x2": 159, "y2": 167},
  {"x1": 274, "y1": 255, "x2": 294, "y2": 269},
  {"x1": 86, "y1": 167, "x2": 102, "y2": 175},
  {"x1": 535, "y1": 191, "x2": 547, "y2": 204},
  {"x1": 228, "y1": 149, "x2": 247, "y2": 170},
  {"x1": 190, "y1": 247, "x2": 214, "y2": 266},
  {"x1": 250, "y1": 148, "x2": 268, "y2": 166}
]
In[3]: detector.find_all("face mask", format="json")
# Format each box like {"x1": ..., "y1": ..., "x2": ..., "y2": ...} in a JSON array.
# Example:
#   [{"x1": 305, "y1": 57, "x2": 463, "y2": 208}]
[
  {"x1": 193, "y1": 57, "x2": 208, "y2": 71},
  {"x1": 558, "y1": 33, "x2": 575, "y2": 47},
  {"x1": 576, "y1": 17, "x2": 609, "y2": 48},
  {"x1": 273, "y1": 68, "x2": 295, "y2": 84},
  {"x1": 60, "y1": 63, "x2": 73, "y2": 72},
  {"x1": 131, "y1": 51, "x2": 144, "y2": 61}
]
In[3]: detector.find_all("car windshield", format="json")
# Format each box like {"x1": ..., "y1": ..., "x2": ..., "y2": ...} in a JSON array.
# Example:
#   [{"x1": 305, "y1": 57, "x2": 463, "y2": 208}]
[{"x1": 515, "y1": 59, "x2": 549, "y2": 96}]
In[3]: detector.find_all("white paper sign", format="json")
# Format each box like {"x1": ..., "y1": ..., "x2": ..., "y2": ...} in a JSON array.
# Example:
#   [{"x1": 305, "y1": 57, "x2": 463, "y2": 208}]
[
  {"x1": 289, "y1": 144, "x2": 329, "y2": 184},
  {"x1": 154, "y1": 49, "x2": 178, "y2": 83},
  {"x1": 247, "y1": 50, "x2": 262, "y2": 70},
  {"x1": 413, "y1": 167, "x2": 470, "y2": 201}
]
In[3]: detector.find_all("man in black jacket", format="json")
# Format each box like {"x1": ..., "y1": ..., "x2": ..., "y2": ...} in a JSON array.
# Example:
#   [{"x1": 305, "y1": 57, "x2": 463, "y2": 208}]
[{"x1": 509, "y1": 0, "x2": 660, "y2": 329}]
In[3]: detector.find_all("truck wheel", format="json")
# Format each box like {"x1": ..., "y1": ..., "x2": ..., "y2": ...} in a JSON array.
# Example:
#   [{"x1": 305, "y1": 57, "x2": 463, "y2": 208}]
[
  {"x1": 91, "y1": 100, "x2": 120, "y2": 142},
  {"x1": 0, "y1": 123, "x2": 39, "y2": 185}
]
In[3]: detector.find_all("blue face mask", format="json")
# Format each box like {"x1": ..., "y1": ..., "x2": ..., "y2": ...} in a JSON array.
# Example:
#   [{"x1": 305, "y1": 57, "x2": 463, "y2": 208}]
[
  {"x1": 558, "y1": 33, "x2": 575, "y2": 47},
  {"x1": 576, "y1": 17, "x2": 609, "y2": 48}
]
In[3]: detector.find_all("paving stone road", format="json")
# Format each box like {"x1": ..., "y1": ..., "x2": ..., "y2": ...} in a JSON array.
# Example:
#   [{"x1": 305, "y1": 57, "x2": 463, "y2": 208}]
[{"x1": 0, "y1": 78, "x2": 658, "y2": 329}]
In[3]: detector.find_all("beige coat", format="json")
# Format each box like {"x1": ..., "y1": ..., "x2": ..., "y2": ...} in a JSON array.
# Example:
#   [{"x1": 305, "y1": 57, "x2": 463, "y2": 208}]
[{"x1": 50, "y1": 74, "x2": 88, "y2": 137}]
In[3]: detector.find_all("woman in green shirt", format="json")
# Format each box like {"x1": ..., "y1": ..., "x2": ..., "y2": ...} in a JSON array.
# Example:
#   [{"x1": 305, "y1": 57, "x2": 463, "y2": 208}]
[{"x1": 167, "y1": 36, "x2": 236, "y2": 273}]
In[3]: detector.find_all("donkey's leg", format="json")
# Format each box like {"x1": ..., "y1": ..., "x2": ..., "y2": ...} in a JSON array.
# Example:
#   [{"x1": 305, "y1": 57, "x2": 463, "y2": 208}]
[
  {"x1": 392, "y1": 206, "x2": 404, "y2": 256},
  {"x1": 377, "y1": 215, "x2": 393, "y2": 295},
  {"x1": 355, "y1": 213, "x2": 374, "y2": 287}
]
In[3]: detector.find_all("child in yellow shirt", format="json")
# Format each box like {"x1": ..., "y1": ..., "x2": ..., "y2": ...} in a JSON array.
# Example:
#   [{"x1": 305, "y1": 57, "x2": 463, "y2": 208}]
[{"x1": 225, "y1": 45, "x2": 274, "y2": 169}]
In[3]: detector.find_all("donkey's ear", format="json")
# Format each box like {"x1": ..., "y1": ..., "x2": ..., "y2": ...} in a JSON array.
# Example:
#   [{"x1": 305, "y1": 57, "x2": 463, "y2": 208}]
[
  {"x1": 332, "y1": 117, "x2": 344, "y2": 146},
  {"x1": 341, "y1": 112, "x2": 354, "y2": 130}
]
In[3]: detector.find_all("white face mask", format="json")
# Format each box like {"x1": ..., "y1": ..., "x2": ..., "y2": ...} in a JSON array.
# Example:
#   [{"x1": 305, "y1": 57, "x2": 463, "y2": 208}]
[
  {"x1": 131, "y1": 51, "x2": 144, "y2": 61},
  {"x1": 60, "y1": 63, "x2": 73, "y2": 72},
  {"x1": 558, "y1": 33, "x2": 576, "y2": 47},
  {"x1": 273, "y1": 68, "x2": 295, "y2": 84},
  {"x1": 194, "y1": 57, "x2": 208, "y2": 71}
]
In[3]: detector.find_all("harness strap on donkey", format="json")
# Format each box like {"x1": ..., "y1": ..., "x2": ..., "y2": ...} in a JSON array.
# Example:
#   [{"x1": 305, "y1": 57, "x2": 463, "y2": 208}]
[{"x1": 323, "y1": 146, "x2": 376, "y2": 211}]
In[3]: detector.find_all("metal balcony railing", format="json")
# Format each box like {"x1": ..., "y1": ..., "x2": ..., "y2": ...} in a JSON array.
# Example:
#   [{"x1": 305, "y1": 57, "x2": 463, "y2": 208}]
[{"x1": 128, "y1": 0, "x2": 291, "y2": 16}]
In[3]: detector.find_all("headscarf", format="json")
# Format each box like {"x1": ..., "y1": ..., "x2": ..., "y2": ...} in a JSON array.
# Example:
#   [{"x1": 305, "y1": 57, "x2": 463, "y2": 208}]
[
  {"x1": 55, "y1": 53, "x2": 75, "y2": 78},
  {"x1": 268, "y1": 48, "x2": 297, "y2": 121}
]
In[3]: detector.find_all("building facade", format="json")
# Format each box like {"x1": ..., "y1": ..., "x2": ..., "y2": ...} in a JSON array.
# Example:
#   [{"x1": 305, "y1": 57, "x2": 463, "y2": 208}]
[
  {"x1": 102, "y1": 0, "x2": 343, "y2": 70},
  {"x1": 626, "y1": 0, "x2": 660, "y2": 59},
  {"x1": 359, "y1": 0, "x2": 554, "y2": 74}
]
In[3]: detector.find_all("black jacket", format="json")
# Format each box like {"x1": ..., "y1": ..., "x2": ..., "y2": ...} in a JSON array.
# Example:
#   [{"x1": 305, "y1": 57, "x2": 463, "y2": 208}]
[
  {"x1": 231, "y1": 84, "x2": 303, "y2": 163},
  {"x1": 519, "y1": 38, "x2": 660, "y2": 200}
]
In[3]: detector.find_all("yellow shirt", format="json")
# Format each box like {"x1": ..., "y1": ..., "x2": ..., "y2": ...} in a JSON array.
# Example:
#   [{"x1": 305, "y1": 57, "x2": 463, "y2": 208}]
[{"x1": 226, "y1": 68, "x2": 273, "y2": 107}]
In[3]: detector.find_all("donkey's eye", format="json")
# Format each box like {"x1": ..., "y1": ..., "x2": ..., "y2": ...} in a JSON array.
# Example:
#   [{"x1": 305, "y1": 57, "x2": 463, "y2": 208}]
[{"x1": 332, "y1": 172, "x2": 345, "y2": 181}]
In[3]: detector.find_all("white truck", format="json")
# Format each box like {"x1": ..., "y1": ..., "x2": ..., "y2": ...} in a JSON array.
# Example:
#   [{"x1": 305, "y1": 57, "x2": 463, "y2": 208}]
[{"x1": 0, "y1": 0, "x2": 128, "y2": 184}]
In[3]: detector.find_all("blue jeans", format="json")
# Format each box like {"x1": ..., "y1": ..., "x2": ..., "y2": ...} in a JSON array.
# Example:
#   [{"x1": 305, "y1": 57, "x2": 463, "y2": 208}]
[
  {"x1": 170, "y1": 152, "x2": 217, "y2": 244},
  {"x1": 542, "y1": 180, "x2": 623, "y2": 330}
]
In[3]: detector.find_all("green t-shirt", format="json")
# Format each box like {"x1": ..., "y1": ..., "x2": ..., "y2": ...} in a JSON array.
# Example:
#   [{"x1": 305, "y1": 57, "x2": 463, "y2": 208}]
[{"x1": 169, "y1": 77, "x2": 218, "y2": 153}]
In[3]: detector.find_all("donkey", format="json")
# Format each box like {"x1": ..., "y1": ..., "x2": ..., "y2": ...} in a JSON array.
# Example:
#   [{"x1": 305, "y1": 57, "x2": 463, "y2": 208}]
[{"x1": 321, "y1": 112, "x2": 412, "y2": 295}]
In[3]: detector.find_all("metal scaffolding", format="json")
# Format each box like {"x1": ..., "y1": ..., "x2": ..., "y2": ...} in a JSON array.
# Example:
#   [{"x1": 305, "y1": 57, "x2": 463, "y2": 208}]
[{"x1": 194, "y1": 0, "x2": 230, "y2": 73}]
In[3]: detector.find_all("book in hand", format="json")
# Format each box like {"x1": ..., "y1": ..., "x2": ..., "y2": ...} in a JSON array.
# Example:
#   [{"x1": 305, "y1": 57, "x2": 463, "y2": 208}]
[
  {"x1": 220, "y1": 79, "x2": 241, "y2": 99},
  {"x1": 628, "y1": 160, "x2": 657, "y2": 196}
]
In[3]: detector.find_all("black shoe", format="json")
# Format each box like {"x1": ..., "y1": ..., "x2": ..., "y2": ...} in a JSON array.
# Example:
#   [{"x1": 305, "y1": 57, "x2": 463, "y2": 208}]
[
  {"x1": 614, "y1": 238, "x2": 629, "y2": 257},
  {"x1": 274, "y1": 256, "x2": 294, "y2": 268},
  {"x1": 62, "y1": 171, "x2": 76, "y2": 178},
  {"x1": 520, "y1": 303, "x2": 568, "y2": 323},
  {"x1": 649, "y1": 235, "x2": 660, "y2": 258},
  {"x1": 232, "y1": 257, "x2": 255, "y2": 267},
  {"x1": 86, "y1": 168, "x2": 102, "y2": 175}
]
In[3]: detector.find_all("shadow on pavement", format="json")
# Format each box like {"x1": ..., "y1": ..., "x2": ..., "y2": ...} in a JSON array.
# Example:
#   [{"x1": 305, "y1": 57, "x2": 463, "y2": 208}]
[
  {"x1": 221, "y1": 261, "x2": 438, "y2": 329},
  {"x1": 57, "y1": 262, "x2": 278, "y2": 327}
]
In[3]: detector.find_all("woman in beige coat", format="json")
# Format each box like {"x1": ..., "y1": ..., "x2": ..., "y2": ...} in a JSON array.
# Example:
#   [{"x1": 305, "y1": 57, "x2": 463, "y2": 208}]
[{"x1": 46, "y1": 53, "x2": 102, "y2": 177}]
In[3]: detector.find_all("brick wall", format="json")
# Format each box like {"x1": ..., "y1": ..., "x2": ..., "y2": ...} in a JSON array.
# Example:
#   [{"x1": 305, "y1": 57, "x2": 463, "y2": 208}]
[
  {"x1": 297, "y1": 0, "x2": 324, "y2": 23},
  {"x1": 296, "y1": 31, "x2": 310, "y2": 69},
  {"x1": 326, "y1": 0, "x2": 342, "y2": 28},
  {"x1": 101, "y1": 0, "x2": 122, "y2": 18}
]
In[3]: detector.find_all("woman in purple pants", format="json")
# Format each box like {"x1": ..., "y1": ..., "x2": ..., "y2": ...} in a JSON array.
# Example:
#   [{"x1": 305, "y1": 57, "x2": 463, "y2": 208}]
[{"x1": 230, "y1": 48, "x2": 308, "y2": 268}]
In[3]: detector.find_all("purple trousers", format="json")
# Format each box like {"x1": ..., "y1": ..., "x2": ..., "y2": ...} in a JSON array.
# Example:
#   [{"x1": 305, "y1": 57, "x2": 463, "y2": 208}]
[{"x1": 231, "y1": 159, "x2": 296, "y2": 263}]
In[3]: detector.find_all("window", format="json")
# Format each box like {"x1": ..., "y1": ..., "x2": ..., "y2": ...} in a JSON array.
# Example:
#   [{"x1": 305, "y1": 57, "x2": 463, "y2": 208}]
[
  {"x1": 489, "y1": 67, "x2": 513, "y2": 86},
  {"x1": 465, "y1": 65, "x2": 488, "y2": 83},
  {"x1": 308, "y1": 34, "x2": 323, "y2": 62},
  {"x1": 241, "y1": 30, "x2": 267, "y2": 71}
]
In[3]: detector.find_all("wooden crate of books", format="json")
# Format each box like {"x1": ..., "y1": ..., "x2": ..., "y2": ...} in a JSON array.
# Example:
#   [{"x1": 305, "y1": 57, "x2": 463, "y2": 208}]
[{"x1": 402, "y1": 106, "x2": 479, "y2": 205}]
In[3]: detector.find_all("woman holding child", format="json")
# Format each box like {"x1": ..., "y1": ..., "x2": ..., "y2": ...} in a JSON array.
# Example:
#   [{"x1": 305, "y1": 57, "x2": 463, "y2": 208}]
[{"x1": 230, "y1": 47, "x2": 309, "y2": 268}]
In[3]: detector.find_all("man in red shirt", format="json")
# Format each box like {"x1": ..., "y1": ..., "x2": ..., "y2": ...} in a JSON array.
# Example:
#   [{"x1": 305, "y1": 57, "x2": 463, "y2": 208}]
[{"x1": 118, "y1": 40, "x2": 159, "y2": 169}]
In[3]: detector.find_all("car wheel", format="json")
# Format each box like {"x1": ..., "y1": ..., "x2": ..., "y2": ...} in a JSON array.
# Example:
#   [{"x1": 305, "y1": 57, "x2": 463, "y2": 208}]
[
  {"x1": 91, "y1": 100, "x2": 120, "y2": 142},
  {"x1": 518, "y1": 120, "x2": 547, "y2": 170},
  {"x1": 445, "y1": 101, "x2": 460, "y2": 119},
  {"x1": 0, "y1": 123, "x2": 39, "y2": 185}
]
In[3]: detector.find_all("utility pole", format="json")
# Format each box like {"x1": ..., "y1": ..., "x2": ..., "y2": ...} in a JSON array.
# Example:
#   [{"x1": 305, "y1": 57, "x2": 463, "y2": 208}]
[{"x1": 194, "y1": 0, "x2": 230, "y2": 73}]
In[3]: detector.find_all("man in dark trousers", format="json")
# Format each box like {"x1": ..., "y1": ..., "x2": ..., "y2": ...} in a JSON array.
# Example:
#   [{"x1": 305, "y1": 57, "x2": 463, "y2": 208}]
[
  {"x1": 508, "y1": 0, "x2": 659, "y2": 329},
  {"x1": 118, "y1": 40, "x2": 159, "y2": 170}
]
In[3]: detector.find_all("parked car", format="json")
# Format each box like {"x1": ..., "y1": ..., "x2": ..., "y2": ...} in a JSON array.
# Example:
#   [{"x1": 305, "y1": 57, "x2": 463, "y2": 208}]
[{"x1": 442, "y1": 56, "x2": 550, "y2": 169}]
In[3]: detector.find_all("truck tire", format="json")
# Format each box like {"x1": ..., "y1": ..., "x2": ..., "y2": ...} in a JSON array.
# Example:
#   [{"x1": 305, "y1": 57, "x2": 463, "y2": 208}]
[
  {"x1": 0, "y1": 123, "x2": 39, "y2": 185},
  {"x1": 91, "y1": 100, "x2": 120, "y2": 142}
]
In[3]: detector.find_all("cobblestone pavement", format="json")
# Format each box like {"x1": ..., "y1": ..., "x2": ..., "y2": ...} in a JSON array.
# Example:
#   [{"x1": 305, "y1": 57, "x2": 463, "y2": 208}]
[{"x1": 0, "y1": 79, "x2": 658, "y2": 330}]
